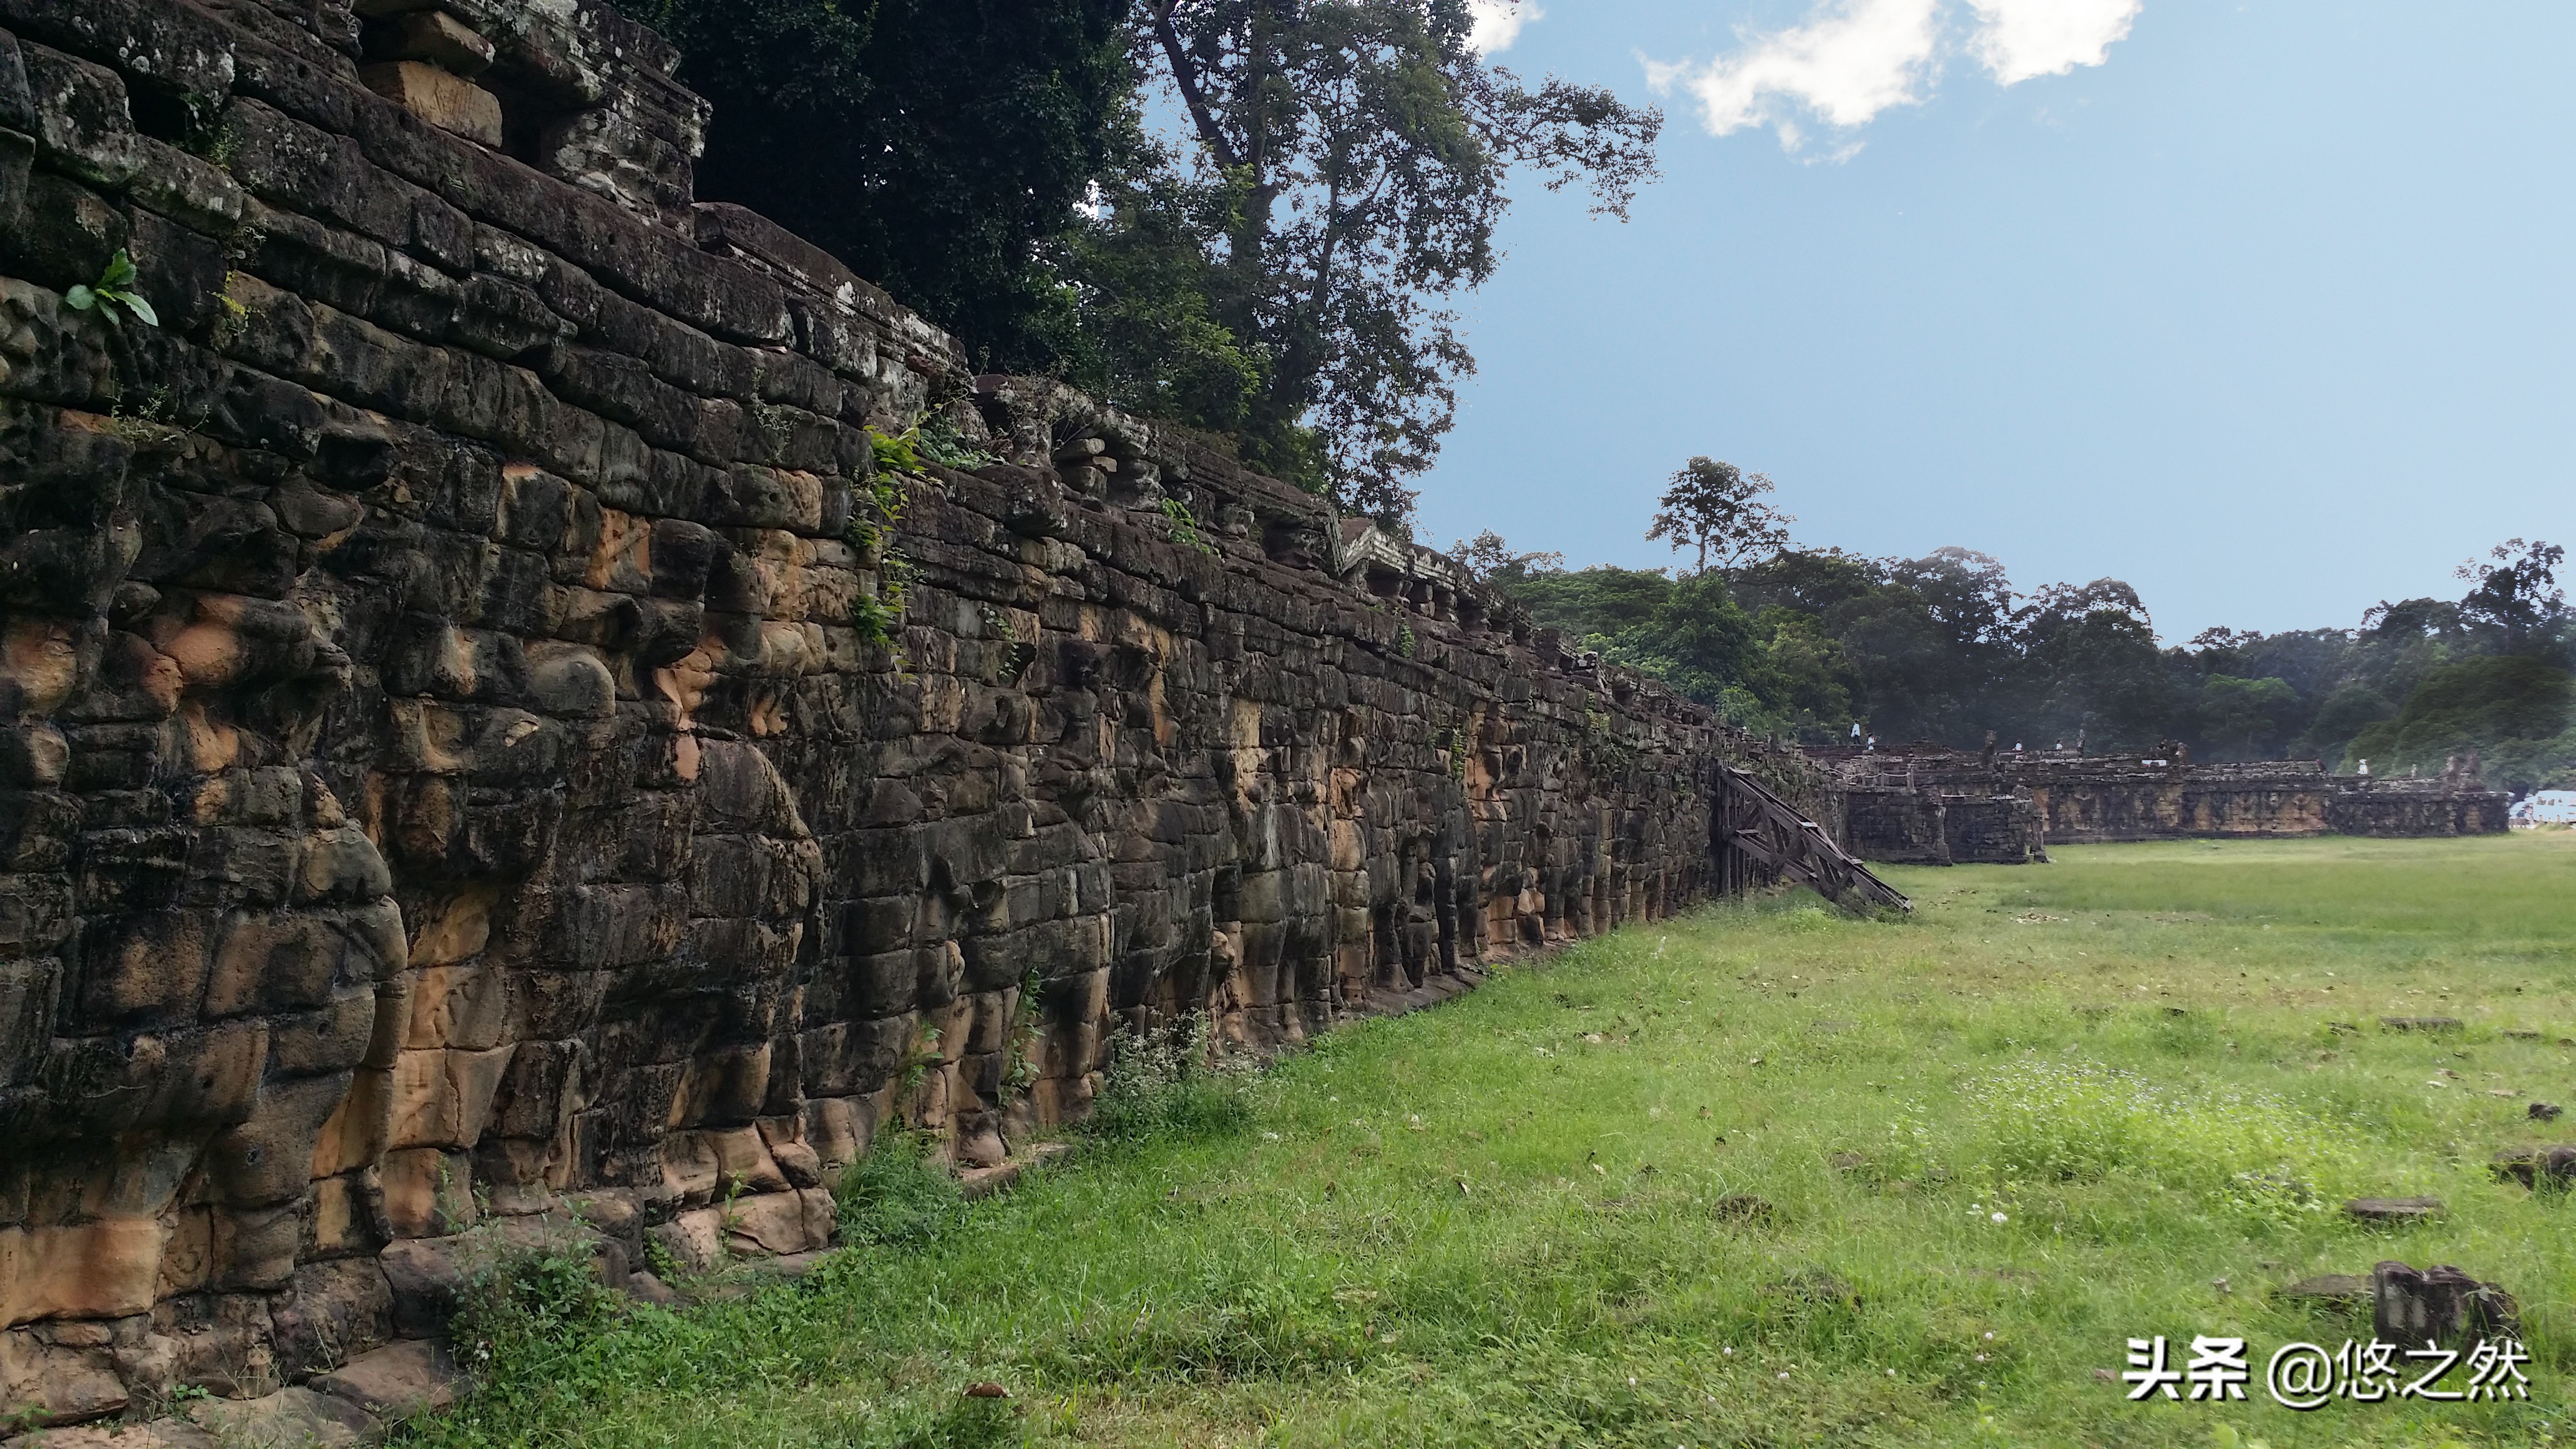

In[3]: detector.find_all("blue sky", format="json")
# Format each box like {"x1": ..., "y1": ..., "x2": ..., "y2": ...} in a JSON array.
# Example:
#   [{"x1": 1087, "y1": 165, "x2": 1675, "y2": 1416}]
[{"x1": 1416, "y1": 1, "x2": 2574, "y2": 639}]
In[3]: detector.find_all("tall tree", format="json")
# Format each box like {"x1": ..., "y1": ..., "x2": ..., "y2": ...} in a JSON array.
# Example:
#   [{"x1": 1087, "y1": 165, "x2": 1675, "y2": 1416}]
[
  {"x1": 1445, "y1": 529, "x2": 1563, "y2": 582},
  {"x1": 2016, "y1": 579, "x2": 2166, "y2": 748},
  {"x1": 1141, "y1": 0, "x2": 1660, "y2": 520},
  {"x1": 1646, "y1": 457, "x2": 1792, "y2": 573},
  {"x1": 2454, "y1": 538, "x2": 2567, "y2": 656},
  {"x1": 633, "y1": 0, "x2": 1133, "y2": 374}
]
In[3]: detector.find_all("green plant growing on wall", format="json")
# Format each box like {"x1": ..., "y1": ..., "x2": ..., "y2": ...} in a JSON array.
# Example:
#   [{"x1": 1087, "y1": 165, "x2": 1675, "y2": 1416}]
[
  {"x1": 714, "y1": 1176, "x2": 746, "y2": 1262},
  {"x1": 66, "y1": 250, "x2": 158, "y2": 328},
  {"x1": 918, "y1": 415, "x2": 997, "y2": 469},
  {"x1": 844, "y1": 474, "x2": 908, "y2": 558},
  {"x1": 1159, "y1": 495, "x2": 1215, "y2": 555},
  {"x1": 1004, "y1": 966, "x2": 1046, "y2": 1096},
  {"x1": 751, "y1": 399, "x2": 798, "y2": 452},
  {"x1": 640, "y1": 1232, "x2": 680, "y2": 1284},
  {"x1": 889, "y1": 1023, "x2": 943, "y2": 1128},
  {"x1": 447, "y1": 1231, "x2": 621, "y2": 1373},
  {"x1": 208, "y1": 271, "x2": 250, "y2": 349},
  {"x1": 845, "y1": 459, "x2": 915, "y2": 647},
  {"x1": 1394, "y1": 623, "x2": 1417, "y2": 658},
  {"x1": 1089, "y1": 1012, "x2": 1251, "y2": 1145},
  {"x1": 103, "y1": 384, "x2": 208, "y2": 447},
  {"x1": 868, "y1": 424, "x2": 924, "y2": 476},
  {"x1": 834, "y1": 1131, "x2": 962, "y2": 1251},
  {"x1": 180, "y1": 94, "x2": 242, "y2": 170}
]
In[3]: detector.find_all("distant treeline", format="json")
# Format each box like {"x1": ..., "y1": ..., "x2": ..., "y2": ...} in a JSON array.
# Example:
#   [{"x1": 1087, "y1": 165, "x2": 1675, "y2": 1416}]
[{"x1": 1463, "y1": 536, "x2": 2574, "y2": 793}]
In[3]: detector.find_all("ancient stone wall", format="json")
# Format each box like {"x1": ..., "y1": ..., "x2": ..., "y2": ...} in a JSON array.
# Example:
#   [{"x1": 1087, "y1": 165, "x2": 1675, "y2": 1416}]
[
  {"x1": 1837, "y1": 783, "x2": 2043, "y2": 866},
  {"x1": 0, "y1": 0, "x2": 1769, "y2": 1423},
  {"x1": 1826, "y1": 748, "x2": 2507, "y2": 850}
]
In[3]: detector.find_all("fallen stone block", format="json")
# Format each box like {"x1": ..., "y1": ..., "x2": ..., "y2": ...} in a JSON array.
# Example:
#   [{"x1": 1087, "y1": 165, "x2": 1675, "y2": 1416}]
[
  {"x1": 0, "y1": 1425, "x2": 215, "y2": 1449},
  {"x1": 1711, "y1": 1193, "x2": 1774, "y2": 1224},
  {"x1": 187, "y1": 1387, "x2": 378, "y2": 1449},
  {"x1": 310, "y1": 1339, "x2": 466, "y2": 1420},
  {"x1": 2489, "y1": 1145, "x2": 2576, "y2": 1190},
  {"x1": 2280, "y1": 1273, "x2": 2371, "y2": 1310},
  {"x1": 2345, "y1": 1196, "x2": 2443, "y2": 1223},
  {"x1": 2372, "y1": 1261, "x2": 2520, "y2": 1348}
]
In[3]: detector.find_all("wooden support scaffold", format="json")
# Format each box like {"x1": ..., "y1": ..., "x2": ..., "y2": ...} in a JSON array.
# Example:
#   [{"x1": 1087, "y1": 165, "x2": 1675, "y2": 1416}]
[{"x1": 1712, "y1": 764, "x2": 1912, "y2": 917}]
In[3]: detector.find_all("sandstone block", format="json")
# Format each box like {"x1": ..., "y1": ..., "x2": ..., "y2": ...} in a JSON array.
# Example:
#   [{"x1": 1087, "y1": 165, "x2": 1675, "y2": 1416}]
[
  {"x1": 306, "y1": 1174, "x2": 384, "y2": 1260},
  {"x1": 310, "y1": 1069, "x2": 393, "y2": 1179},
  {"x1": 372, "y1": 11, "x2": 494, "y2": 76},
  {"x1": 0, "y1": 1217, "x2": 167, "y2": 1326},
  {"x1": 311, "y1": 1337, "x2": 462, "y2": 1420},
  {"x1": 377, "y1": 1147, "x2": 474, "y2": 1239},
  {"x1": 726, "y1": 1188, "x2": 835, "y2": 1257},
  {"x1": 2490, "y1": 1144, "x2": 2576, "y2": 1190},
  {"x1": 2373, "y1": 1261, "x2": 2520, "y2": 1349},
  {"x1": 0, "y1": 1323, "x2": 128, "y2": 1426},
  {"x1": 203, "y1": 911, "x2": 347, "y2": 1019},
  {"x1": 642, "y1": 1211, "x2": 716, "y2": 1277},
  {"x1": 268, "y1": 1256, "x2": 394, "y2": 1381},
  {"x1": 0, "y1": 30, "x2": 31, "y2": 137},
  {"x1": 385, "y1": 1043, "x2": 517, "y2": 1151},
  {"x1": 135, "y1": 1023, "x2": 270, "y2": 1133},
  {"x1": 187, "y1": 1385, "x2": 375, "y2": 1449},
  {"x1": 359, "y1": 62, "x2": 501, "y2": 149},
  {"x1": 402, "y1": 962, "x2": 508, "y2": 1051},
  {"x1": 670, "y1": 1045, "x2": 775, "y2": 1131},
  {"x1": 211, "y1": 1201, "x2": 303, "y2": 1291},
  {"x1": 207, "y1": 1073, "x2": 351, "y2": 1207},
  {"x1": 76, "y1": 909, "x2": 215, "y2": 1031}
]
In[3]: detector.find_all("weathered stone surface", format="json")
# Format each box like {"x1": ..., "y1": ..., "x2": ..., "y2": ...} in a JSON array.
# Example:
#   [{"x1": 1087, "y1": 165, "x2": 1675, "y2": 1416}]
[
  {"x1": 1826, "y1": 744, "x2": 2507, "y2": 855},
  {"x1": 2345, "y1": 1196, "x2": 2443, "y2": 1223},
  {"x1": 2372, "y1": 1261, "x2": 2520, "y2": 1349},
  {"x1": 2281, "y1": 1272, "x2": 2371, "y2": 1308},
  {"x1": 308, "y1": 1339, "x2": 464, "y2": 1418},
  {"x1": 369, "y1": 12, "x2": 495, "y2": 78},
  {"x1": 358, "y1": 63, "x2": 499, "y2": 148},
  {"x1": 2489, "y1": 1145, "x2": 2576, "y2": 1191},
  {"x1": 0, "y1": 0, "x2": 1853, "y2": 1424},
  {"x1": 187, "y1": 1385, "x2": 378, "y2": 1448}
]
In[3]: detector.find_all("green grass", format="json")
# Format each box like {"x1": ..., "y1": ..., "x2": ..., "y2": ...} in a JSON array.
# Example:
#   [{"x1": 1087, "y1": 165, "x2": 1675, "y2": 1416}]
[{"x1": 401, "y1": 834, "x2": 2576, "y2": 1448}]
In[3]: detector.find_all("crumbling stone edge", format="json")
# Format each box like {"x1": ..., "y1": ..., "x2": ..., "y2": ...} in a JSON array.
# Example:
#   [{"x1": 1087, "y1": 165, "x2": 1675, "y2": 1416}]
[{"x1": 0, "y1": 956, "x2": 1511, "y2": 1448}]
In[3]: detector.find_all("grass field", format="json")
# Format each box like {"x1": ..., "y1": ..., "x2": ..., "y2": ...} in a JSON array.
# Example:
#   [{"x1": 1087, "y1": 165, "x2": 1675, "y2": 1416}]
[{"x1": 409, "y1": 834, "x2": 2576, "y2": 1448}]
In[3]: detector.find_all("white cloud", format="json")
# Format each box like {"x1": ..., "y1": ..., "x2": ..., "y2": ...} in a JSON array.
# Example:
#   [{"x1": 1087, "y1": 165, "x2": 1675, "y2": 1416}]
[
  {"x1": 1649, "y1": 0, "x2": 1942, "y2": 149},
  {"x1": 1646, "y1": 0, "x2": 2140, "y2": 157},
  {"x1": 1468, "y1": 0, "x2": 1541, "y2": 55},
  {"x1": 1968, "y1": 0, "x2": 2142, "y2": 84}
]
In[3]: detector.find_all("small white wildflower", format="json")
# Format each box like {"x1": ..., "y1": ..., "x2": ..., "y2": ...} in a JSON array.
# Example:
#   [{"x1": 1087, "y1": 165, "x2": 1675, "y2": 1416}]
[{"x1": 1991, "y1": 1211, "x2": 2008, "y2": 1224}]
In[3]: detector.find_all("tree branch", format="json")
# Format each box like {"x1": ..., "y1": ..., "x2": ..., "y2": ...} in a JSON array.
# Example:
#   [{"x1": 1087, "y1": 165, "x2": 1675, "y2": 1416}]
[{"x1": 1153, "y1": 1, "x2": 1242, "y2": 172}]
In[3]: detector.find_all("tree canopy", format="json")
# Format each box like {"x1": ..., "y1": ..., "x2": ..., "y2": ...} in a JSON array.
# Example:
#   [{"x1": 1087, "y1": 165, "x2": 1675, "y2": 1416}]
[
  {"x1": 633, "y1": 0, "x2": 1135, "y2": 376},
  {"x1": 1135, "y1": 0, "x2": 1661, "y2": 519},
  {"x1": 1482, "y1": 519, "x2": 2576, "y2": 790},
  {"x1": 1646, "y1": 457, "x2": 1791, "y2": 573},
  {"x1": 628, "y1": 0, "x2": 1660, "y2": 529}
]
